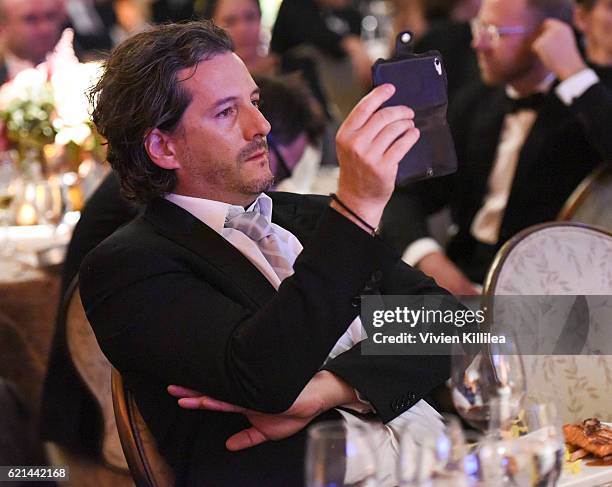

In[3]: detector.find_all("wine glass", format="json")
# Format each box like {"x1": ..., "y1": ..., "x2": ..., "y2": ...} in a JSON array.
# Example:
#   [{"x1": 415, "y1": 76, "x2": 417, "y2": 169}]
[
  {"x1": 33, "y1": 176, "x2": 65, "y2": 230},
  {"x1": 478, "y1": 398, "x2": 564, "y2": 486},
  {"x1": 305, "y1": 420, "x2": 378, "y2": 487},
  {"x1": 450, "y1": 336, "x2": 526, "y2": 432},
  {"x1": 0, "y1": 151, "x2": 19, "y2": 255},
  {"x1": 398, "y1": 414, "x2": 475, "y2": 486}
]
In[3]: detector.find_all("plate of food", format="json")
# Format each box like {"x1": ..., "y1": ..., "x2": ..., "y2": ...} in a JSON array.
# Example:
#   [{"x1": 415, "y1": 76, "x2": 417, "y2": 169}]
[{"x1": 559, "y1": 418, "x2": 612, "y2": 486}]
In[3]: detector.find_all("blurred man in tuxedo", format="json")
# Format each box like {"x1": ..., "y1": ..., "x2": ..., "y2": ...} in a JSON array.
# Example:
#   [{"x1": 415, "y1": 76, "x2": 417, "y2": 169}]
[
  {"x1": 381, "y1": 0, "x2": 612, "y2": 294},
  {"x1": 0, "y1": 0, "x2": 65, "y2": 83},
  {"x1": 79, "y1": 20, "x2": 462, "y2": 487}
]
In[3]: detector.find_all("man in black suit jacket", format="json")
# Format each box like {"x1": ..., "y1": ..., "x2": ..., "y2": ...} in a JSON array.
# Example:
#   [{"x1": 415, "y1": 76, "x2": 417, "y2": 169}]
[
  {"x1": 79, "y1": 21, "x2": 461, "y2": 486},
  {"x1": 381, "y1": 0, "x2": 612, "y2": 293}
]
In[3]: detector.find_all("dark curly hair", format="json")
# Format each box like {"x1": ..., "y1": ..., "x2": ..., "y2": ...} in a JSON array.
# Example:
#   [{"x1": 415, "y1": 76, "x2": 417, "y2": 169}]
[{"x1": 89, "y1": 21, "x2": 233, "y2": 203}]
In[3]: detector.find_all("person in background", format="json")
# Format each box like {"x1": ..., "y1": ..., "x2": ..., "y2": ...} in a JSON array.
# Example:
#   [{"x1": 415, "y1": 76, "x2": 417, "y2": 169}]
[
  {"x1": 575, "y1": 0, "x2": 612, "y2": 72},
  {"x1": 202, "y1": 0, "x2": 275, "y2": 76},
  {"x1": 39, "y1": 171, "x2": 140, "y2": 456},
  {"x1": 271, "y1": 0, "x2": 372, "y2": 88},
  {"x1": 380, "y1": 0, "x2": 612, "y2": 295},
  {"x1": 203, "y1": 0, "x2": 332, "y2": 119},
  {"x1": 0, "y1": 0, "x2": 65, "y2": 84},
  {"x1": 64, "y1": 0, "x2": 118, "y2": 59},
  {"x1": 151, "y1": 0, "x2": 196, "y2": 23},
  {"x1": 256, "y1": 75, "x2": 339, "y2": 194},
  {"x1": 415, "y1": 0, "x2": 482, "y2": 100}
]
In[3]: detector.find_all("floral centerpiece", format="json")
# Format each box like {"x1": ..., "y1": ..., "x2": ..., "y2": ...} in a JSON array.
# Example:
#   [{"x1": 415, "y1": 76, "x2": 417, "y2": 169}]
[{"x1": 0, "y1": 29, "x2": 105, "y2": 174}]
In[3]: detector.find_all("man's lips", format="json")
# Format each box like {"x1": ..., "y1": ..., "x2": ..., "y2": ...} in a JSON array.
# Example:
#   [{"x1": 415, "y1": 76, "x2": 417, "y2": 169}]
[{"x1": 245, "y1": 149, "x2": 268, "y2": 161}]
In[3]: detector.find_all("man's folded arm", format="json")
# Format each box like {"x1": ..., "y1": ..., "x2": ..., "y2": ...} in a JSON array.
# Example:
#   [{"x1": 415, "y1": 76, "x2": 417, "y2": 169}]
[
  {"x1": 80, "y1": 206, "x2": 397, "y2": 414},
  {"x1": 323, "y1": 264, "x2": 464, "y2": 422}
]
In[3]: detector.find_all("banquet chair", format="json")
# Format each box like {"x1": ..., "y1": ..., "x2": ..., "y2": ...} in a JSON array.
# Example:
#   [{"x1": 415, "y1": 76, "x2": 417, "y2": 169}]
[
  {"x1": 557, "y1": 164, "x2": 612, "y2": 231},
  {"x1": 483, "y1": 222, "x2": 612, "y2": 424},
  {"x1": 46, "y1": 277, "x2": 134, "y2": 487},
  {"x1": 111, "y1": 368, "x2": 175, "y2": 487}
]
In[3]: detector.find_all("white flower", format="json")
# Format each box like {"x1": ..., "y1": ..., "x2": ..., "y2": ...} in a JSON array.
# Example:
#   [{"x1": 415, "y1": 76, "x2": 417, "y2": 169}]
[
  {"x1": 52, "y1": 61, "x2": 102, "y2": 133},
  {"x1": 55, "y1": 124, "x2": 92, "y2": 146}
]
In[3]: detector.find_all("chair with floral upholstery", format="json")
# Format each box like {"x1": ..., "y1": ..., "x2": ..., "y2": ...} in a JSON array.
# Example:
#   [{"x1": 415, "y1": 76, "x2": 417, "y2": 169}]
[
  {"x1": 483, "y1": 222, "x2": 612, "y2": 423},
  {"x1": 111, "y1": 368, "x2": 175, "y2": 487},
  {"x1": 46, "y1": 277, "x2": 134, "y2": 487},
  {"x1": 558, "y1": 164, "x2": 612, "y2": 232}
]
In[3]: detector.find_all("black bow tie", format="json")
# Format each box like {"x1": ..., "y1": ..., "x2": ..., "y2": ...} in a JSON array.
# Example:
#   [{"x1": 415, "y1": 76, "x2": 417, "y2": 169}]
[{"x1": 504, "y1": 92, "x2": 547, "y2": 113}]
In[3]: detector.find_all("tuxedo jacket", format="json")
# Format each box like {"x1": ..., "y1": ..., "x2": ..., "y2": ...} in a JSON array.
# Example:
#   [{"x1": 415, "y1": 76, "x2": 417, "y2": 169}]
[
  {"x1": 381, "y1": 72, "x2": 612, "y2": 276},
  {"x1": 80, "y1": 193, "x2": 458, "y2": 486}
]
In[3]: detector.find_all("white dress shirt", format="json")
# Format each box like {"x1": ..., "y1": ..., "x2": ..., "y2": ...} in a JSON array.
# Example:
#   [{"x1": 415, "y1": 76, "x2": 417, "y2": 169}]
[
  {"x1": 402, "y1": 69, "x2": 601, "y2": 273},
  {"x1": 166, "y1": 192, "x2": 443, "y2": 486}
]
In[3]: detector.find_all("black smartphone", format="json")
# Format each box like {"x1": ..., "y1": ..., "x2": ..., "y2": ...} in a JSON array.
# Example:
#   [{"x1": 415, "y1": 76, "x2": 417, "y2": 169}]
[{"x1": 371, "y1": 31, "x2": 457, "y2": 185}]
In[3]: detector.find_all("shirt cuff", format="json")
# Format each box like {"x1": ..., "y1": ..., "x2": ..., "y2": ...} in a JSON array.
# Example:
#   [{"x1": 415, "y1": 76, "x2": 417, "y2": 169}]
[
  {"x1": 401, "y1": 238, "x2": 443, "y2": 267},
  {"x1": 555, "y1": 68, "x2": 600, "y2": 106},
  {"x1": 341, "y1": 389, "x2": 376, "y2": 414}
]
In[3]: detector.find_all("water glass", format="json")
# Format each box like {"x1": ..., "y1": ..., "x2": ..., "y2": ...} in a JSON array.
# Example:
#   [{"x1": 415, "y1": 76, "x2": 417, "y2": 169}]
[
  {"x1": 305, "y1": 420, "x2": 377, "y2": 487},
  {"x1": 399, "y1": 414, "x2": 473, "y2": 486}
]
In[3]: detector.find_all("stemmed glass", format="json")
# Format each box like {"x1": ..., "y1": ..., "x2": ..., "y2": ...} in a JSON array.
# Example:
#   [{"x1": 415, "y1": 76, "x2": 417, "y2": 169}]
[
  {"x1": 0, "y1": 151, "x2": 19, "y2": 255},
  {"x1": 450, "y1": 336, "x2": 526, "y2": 432},
  {"x1": 33, "y1": 176, "x2": 64, "y2": 229},
  {"x1": 305, "y1": 420, "x2": 378, "y2": 487},
  {"x1": 398, "y1": 414, "x2": 473, "y2": 486},
  {"x1": 479, "y1": 398, "x2": 564, "y2": 486}
]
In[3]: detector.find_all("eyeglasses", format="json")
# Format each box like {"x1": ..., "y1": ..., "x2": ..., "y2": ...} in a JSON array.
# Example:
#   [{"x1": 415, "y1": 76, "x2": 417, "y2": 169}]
[{"x1": 470, "y1": 18, "x2": 534, "y2": 45}]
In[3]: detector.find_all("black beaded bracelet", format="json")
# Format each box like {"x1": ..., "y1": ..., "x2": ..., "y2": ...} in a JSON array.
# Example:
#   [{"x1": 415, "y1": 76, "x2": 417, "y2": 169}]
[{"x1": 329, "y1": 193, "x2": 379, "y2": 236}]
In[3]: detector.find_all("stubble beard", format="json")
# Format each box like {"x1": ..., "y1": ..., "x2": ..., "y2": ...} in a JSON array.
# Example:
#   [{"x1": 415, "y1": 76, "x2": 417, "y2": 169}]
[
  {"x1": 235, "y1": 136, "x2": 275, "y2": 195},
  {"x1": 185, "y1": 137, "x2": 275, "y2": 199}
]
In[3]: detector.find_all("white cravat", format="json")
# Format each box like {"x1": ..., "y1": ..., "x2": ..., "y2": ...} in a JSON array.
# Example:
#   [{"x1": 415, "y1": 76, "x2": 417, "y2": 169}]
[{"x1": 224, "y1": 203, "x2": 296, "y2": 282}]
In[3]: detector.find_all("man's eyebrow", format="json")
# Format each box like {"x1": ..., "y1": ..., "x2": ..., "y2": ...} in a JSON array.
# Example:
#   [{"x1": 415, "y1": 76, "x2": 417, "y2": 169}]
[
  {"x1": 208, "y1": 89, "x2": 261, "y2": 110},
  {"x1": 210, "y1": 96, "x2": 238, "y2": 110}
]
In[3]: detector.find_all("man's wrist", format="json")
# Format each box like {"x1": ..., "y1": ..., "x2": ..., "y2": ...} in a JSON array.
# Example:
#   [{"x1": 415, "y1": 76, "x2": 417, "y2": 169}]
[
  {"x1": 556, "y1": 59, "x2": 588, "y2": 82},
  {"x1": 315, "y1": 371, "x2": 359, "y2": 411},
  {"x1": 330, "y1": 191, "x2": 385, "y2": 235}
]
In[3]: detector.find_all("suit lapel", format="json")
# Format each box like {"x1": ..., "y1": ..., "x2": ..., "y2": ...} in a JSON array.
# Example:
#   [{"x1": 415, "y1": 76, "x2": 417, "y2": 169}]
[
  {"x1": 503, "y1": 92, "x2": 566, "y2": 218},
  {"x1": 142, "y1": 195, "x2": 325, "y2": 310},
  {"x1": 270, "y1": 192, "x2": 329, "y2": 245},
  {"x1": 511, "y1": 92, "x2": 563, "y2": 184},
  {"x1": 470, "y1": 90, "x2": 507, "y2": 197},
  {"x1": 144, "y1": 199, "x2": 277, "y2": 309}
]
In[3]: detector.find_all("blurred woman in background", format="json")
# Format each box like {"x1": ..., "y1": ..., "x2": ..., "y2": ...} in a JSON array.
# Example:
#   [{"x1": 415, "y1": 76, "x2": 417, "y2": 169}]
[
  {"x1": 575, "y1": 0, "x2": 612, "y2": 69},
  {"x1": 202, "y1": 0, "x2": 277, "y2": 75}
]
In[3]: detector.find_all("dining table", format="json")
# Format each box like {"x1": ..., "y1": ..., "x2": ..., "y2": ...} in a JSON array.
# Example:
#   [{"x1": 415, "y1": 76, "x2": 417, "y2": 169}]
[{"x1": 0, "y1": 224, "x2": 71, "y2": 418}]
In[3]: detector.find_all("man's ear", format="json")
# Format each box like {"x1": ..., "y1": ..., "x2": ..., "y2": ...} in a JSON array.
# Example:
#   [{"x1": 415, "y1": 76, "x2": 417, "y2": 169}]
[{"x1": 144, "y1": 128, "x2": 181, "y2": 170}]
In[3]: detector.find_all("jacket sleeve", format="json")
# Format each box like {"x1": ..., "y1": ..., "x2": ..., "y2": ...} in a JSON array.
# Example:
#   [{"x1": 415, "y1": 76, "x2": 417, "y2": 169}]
[
  {"x1": 322, "y1": 261, "x2": 464, "y2": 423},
  {"x1": 568, "y1": 81, "x2": 612, "y2": 164}
]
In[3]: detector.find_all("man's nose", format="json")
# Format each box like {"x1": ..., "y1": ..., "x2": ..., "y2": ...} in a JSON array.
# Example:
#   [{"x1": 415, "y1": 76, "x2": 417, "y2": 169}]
[{"x1": 243, "y1": 103, "x2": 271, "y2": 140}]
